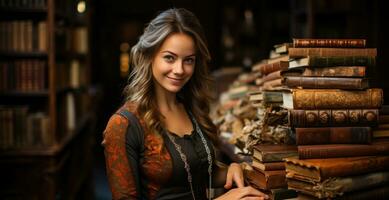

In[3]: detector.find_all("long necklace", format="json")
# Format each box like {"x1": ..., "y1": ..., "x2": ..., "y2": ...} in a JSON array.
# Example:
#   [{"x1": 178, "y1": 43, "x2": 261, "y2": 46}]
[{"x1": 165, "y1": 111, "x2": 213, "y2": 200}]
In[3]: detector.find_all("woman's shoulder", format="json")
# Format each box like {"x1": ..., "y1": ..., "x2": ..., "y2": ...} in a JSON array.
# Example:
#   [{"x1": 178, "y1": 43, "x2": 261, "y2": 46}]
[{"x1": 101, "y1": 101, "x2": 140, "y2": 146}]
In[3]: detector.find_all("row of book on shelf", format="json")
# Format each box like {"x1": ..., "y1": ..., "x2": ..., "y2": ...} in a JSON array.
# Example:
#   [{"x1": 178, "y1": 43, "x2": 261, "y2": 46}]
[
  {"x1": 0, "y1": 92, "x2": 80, "y2": 149},
  {"x1": 213, "y1": 38, "x2": 389, "y2": 199},
  {"x1": 0, "y1": 0, "x2": 47, "y2": 9},
  {"x1": 0, "y1": 21, "x2": 88, "y2": 54}
]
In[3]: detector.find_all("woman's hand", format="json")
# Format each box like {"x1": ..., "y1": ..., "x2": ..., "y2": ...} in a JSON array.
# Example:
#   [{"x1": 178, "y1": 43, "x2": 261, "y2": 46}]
[
  {"x1": 224, "y1": 162, "x2": 245, "y2": 189},
  {"x1": 215, "y1": 186, "x2": 269, "y2": 200}
]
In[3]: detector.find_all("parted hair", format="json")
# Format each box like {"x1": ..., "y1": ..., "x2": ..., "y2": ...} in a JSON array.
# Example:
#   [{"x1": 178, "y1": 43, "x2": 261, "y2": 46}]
[{"x1": 124, "y1": 8, "x2": 218, "y2": 145}]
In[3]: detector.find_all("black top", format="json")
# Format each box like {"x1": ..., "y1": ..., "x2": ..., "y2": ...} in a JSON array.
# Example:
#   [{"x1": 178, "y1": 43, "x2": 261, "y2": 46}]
[{"x1": 122, "y1": 109, "x2": 214, "y2": 200}]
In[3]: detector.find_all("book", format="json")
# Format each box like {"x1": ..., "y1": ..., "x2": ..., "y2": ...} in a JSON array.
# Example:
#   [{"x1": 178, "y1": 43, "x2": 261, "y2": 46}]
[
  {"x1": 252, "y1": 61, "x2": 289, "y2": 75},
  {"x1": 274, "y1": 43, "x2": 292, "y2": 54},
  {"x1": 282, "y1": 88, "x2": 383, "y2": 110},
  {"x1": 288, "y1": 56, "x2": 375, "y2": 68},
  {"x1": 295, "y1": 127, "x2": 372, "y2": 145},
  {"x1": 292, "y1": 38, "x2": 366, "y2": 48},
  {"x1": 287, "y1": 171, "x2": 389, "y2": 199},
  {"x1": 268, "y1": 188, "x2": 297, "y2": 200},
  {"x1": 282, "y1": 77, "x2": 369, "y2": 90},
  {"x1": 262, "y1": 78, "x2": 282, "y2": 90},
  {"x1": 245, "y1": 168, "x2": 287, "y2": 190},
  {"x1": 263, "y1": 91, "x2": 282, "y2": 105},
  {"x1": 252, "y1": 158, "x2": 285, "y2": 171},
  {"x1": 288, "y1": 48, "x2": 377, "y2": 58},
  {"x1": 252, "y1": 144, "x2": 298, "y2": 162},
  {"x1": 296, "y1": 184, "x2": 389, "y2": 200},
  {"x1": 281, "y1": 66, "x2": 366, "y2": 77},
  {"x1": 284, "y1": 156, "x2": 389, "y2": 182},
  {"x1": 298, "y1": 139, "x2": 389, "y2": 159},
  {"x1": 289, "y1": 109, "x2": 378, "y2": 127},
  {"x1": 248, "y1": 92, "x2": 263, "y2": 107},
  {"x1": 257, "y1": 70, "x2": 282, "y2": 86}
]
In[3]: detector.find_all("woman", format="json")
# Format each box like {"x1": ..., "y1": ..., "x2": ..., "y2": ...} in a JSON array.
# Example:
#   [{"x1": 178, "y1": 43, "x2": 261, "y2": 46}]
[{"x1": 102, "y1": 8, "x2": 268, "y2": 200}]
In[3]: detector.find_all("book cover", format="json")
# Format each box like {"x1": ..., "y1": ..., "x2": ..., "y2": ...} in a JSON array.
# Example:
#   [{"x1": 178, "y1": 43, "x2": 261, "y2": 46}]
[
  {"x1": 288, "y1": 48, "x2": 377, "y2": 58},
  {"x1": 287, "y1": 171, "x2": 389, "y2": 199},
  {"x1": 245, "y1": 168, "x2": 287, "y2": 190},
  {"x1": 282, "y1": 77, "x2": 369, "y2": 90},
  {"x1": 281, "y1": 66, "x2": 366, "y2": 78},
  {"x1": 284, "y1": 156, "x2": 389, "y2": 182},
  {"x1": 293, "y1": 38, "x2": 366, "y2": 48},
  {"x1": 290, "y1": 109, "x2": 378, "y2": 127},
  {"x1": 252, "y1": 158, "x2": 285, "y2": 171},
  {"x1": 298, "y1": 140, "x2": 389, "y2": 159},
  {"x1": 295, "y1": 127, "x2": 372, "y2": 145},
  {"x1": 252, "y1": 61, "x2": 289, "y2": 75},
  {"x1": 252, "y1": 144, "x2": 298, "y2": 162},
  {"x1": 282, "y1": 88, "x2": 383, "y2": 110},
  {"x1": 288, "y1": 56, "x2": 375, "y2": 68}
]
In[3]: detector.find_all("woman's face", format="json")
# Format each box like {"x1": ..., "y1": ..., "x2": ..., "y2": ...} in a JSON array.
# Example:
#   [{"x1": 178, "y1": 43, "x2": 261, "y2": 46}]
[{"x1": 152, "y1": 33, "x2": 196, "y2": 94}]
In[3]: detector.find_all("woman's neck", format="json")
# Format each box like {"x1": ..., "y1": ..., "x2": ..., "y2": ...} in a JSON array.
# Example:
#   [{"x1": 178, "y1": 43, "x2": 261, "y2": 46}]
[{"x1": 155, "y1": 87, "x2": 180, "y2": 113}]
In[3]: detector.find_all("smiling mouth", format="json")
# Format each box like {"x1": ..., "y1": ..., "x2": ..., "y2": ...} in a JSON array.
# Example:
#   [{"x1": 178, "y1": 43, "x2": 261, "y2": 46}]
[{"x1": 167, "y1": 76, "x2": 184, "y2": 81}]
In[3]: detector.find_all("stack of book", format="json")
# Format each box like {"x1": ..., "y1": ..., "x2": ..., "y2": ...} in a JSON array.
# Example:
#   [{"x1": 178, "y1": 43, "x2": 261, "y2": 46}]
[
  {"x1": 244, "y1": 144, "x2": 298, "y2": 199},
  {"x1": 281, "y1": 38, "x2": 389, "y2": 199},
  {"x1": 241, "y1": 43, "x2": 299, "y2": 200}
]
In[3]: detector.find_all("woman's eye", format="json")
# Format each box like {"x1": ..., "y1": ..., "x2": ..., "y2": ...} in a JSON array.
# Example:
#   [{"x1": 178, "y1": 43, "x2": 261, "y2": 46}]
[
  {"x1": 184, "y1": 58, "x2": 195, "y2": 65},
  {"x1": 163, "y1": 55, "x2": 175, "y2": 63}
]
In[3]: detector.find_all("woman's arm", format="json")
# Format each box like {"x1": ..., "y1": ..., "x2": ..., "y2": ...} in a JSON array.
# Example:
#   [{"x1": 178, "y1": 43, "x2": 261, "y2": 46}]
[{"x1": 102, "y1": 114, "x2": 139, "y2": 199}]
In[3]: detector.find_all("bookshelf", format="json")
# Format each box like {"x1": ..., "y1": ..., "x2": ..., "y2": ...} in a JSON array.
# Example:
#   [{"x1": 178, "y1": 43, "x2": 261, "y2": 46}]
[{"x1": 0, "y1": 0, "x2": 96, "y2": 199}]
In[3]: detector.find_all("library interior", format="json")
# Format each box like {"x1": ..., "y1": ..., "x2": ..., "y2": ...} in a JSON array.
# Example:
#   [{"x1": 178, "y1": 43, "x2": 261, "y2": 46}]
[{"x1": 1, "y1": 0, "x2": 389, "y2": 199}]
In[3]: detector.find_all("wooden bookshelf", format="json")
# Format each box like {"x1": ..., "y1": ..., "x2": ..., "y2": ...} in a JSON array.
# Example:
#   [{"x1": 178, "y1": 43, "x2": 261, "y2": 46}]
[{"x1": 0, "y1": 0, "x2": 95, "y2": 199}]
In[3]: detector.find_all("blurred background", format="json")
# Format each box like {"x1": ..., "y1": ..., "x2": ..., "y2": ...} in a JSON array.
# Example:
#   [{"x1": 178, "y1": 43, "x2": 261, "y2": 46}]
[{"x1": 1, "y1": 0, "x2": 389, "y2": 199}]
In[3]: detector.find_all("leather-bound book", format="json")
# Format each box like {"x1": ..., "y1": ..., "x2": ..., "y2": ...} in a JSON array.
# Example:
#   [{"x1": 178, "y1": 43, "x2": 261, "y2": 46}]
[
  {"x1": 282, "y1": 77, "x2": 369, "y2": 90},
  {"x1": 290, "y1": 109, "x2": 378, "y2": 127},
  {"x1": 295, "y1": 127, "x2": 372, "y2": 145},
  {"x1": 282, "y1": 88, "x2": 383, "y2": 109},
  {"x1": 292, "y1": 38, "x2": 366, "y2": 48},
  {"x1": 252, "y1": 61, "x2": 289, "y2": 75},
  {"x1": 282, "y1": 66, "x2": 367, "y2": 78},
  {"x1": 288, "y1": 56, "x2": 375, "y2": 68},
  {"x1": 287, "y1": 171, "x2": 389, "y2": 199},
  {"x1": 288, "y1": 48, "x2": 377, "y2": 58},
  {"x1": 284, "y1": 156, "x2": 389, "y2": 182},
  {"x1": 252, "y1": 158, "x2": 285, "y2": 171},
  {"x1": 253, "y1": 144, "x2": 298, "y2": 162},
  {"x1": 298, "y1": 139, "x2": 389, "y2": 159},
  {"x1": 245, "y1": 168, "x2": 287, "y2": 190}
]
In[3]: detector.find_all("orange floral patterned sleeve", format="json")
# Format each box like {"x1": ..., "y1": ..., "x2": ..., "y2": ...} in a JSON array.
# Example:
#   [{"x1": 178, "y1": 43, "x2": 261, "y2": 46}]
[{"x1": 102, "y1": 114, "x2": 138, "y2": 199}]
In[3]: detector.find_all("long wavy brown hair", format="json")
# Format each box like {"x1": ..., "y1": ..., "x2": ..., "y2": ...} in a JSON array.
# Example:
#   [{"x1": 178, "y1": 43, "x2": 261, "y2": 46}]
[{"x1": 123, "y1": 8, "x2": 219, "y2": 145}]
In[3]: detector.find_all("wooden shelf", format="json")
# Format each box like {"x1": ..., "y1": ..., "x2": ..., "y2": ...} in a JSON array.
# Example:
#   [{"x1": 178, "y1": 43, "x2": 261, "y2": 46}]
[
  {"x1": 0, "y1": 113, "x2": 92, "y2": 157},
  {"x1": 0, "y1": 7, "x2": 47, "y2": 15},
  {"x1": 0, "y1": 51, "x2": 48, "y2": 58},
  {"x1": 0, "y1": 90, "x2": 49, "y2": 97}
]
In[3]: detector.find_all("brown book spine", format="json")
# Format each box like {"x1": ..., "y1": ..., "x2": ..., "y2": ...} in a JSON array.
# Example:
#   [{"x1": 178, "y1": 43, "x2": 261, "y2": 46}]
[
  {"x1": 285, "y1": 156, "x2": 389, "y2": 182},
  {"x1": 292, "y1": 88, "x2": 383, "y2": 109},
  {"x1": 257, "y1": 70, "x2": 281, "y2": 86},
  {"x1": 295, "y1": 127, "x2": 372, "y2": 145},
  {"x1": 245, "y1": 169, "x2": 287, "y2": 190},
  {"x1": 288, "y1": 48, "x2": 377, "y2": 58},
  {"x1": 301, "y1": 66, "x2": 366, "y2": 77},
  {"x1": 290, "y1": 109, "x2": 378, "y2": 127},
  {"x1": 282, "y1": 77, "x2": 369, "y2": 89},
  {"x1": 259, "y1": 61, "x2": 289, "y2": 75},
  {"x1": 298, "y1": 140, "x2": 389, "y2": 159},
  {"x1": 262, "y1": 78, "x2": 282, "y2": 90},
  {"x1": 293, "y1": 38, "x2": 366, "y2": 48},
  {"x1": 252, "y1": 159, "x2": 286, "y2": 171}
]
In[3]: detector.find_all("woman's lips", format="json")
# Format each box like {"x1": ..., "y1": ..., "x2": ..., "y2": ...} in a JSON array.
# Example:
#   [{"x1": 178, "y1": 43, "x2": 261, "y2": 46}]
[{"x1": 167, "y1": 76, "x2": 185, "y2": 85}]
